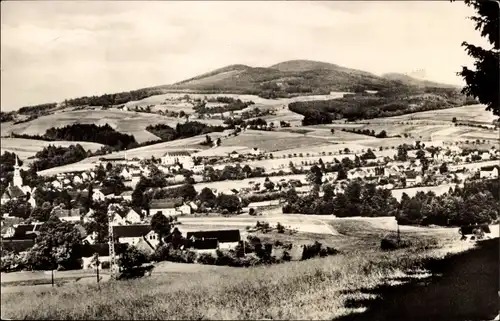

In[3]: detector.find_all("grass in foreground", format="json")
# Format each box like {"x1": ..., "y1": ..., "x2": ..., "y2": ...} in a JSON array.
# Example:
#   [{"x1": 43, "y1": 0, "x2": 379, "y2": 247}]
[{"x1": 1, "y1": 241, "x2": 479, "y2": 320}]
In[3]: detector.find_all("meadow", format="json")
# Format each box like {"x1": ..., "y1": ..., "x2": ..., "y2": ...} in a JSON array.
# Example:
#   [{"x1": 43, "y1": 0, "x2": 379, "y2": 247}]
[
  {"x1": 2, "y1": 227, "x2": 497, "y2": 320},
  {"x1": 0, "y1": 138, "x2": 105, "y2": 161}
]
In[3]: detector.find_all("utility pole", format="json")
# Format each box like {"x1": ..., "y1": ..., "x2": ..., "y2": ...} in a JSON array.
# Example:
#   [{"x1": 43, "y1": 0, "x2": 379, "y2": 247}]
[{"x1": 108, "y1": 204, "x2": 118, "y2": 279}]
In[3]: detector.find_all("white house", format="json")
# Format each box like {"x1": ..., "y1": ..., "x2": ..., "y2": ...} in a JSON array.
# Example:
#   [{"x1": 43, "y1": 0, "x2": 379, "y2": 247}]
[
  {"x1": 480, "y1": 166, "x2": 499, "y2": 179},
  {"x1": 191, "y1": 164, "x2": 206, "y2": 174},
  {"x1": 148, "y1": 198, "x2": 183, "y2": 217},
  {"x1": 82, "y1": 209, "x2": 95, "y2": 224},
  {"x1": 113, "y1": 225, "x2": 160, "y2": 248},
  {"x1": 51, "y1": 180, "x2": 62, "y2": 189},
  {"x1": 52, "y1": 207, "x2": 81, "y2": 222},
  {"x1": 110, "y1": 212, "x2": 126, "y2": 226},
  {"x1": 81, "y1": 172, "x2": 90, "y2": 181},
  {"x1": 481, "y1": 152, "x2": 491, "y2": 160},
  {"x1": 405, "y1": 171, "x2": 423, "y2": 187},
  {"x1": 177, "y1": 204, "x2": 192, "y2": 215},
  {"x1": 124, "y1": 209, "x2": 141, "y2": 224},
  {"x1": 161, "y1": 151, "x2": 192, "y2": 167},
  {"x1": 73, "y1": 175, "x2": 83, "y2": 185},
  {"x1": 250, "y1": 148, "x2": 262, "y2": 156},
  {"x1": 92, "y1": 189, "x2": 106, "y2": 202},
  {"x1": 121, "y1": 167, "x2": 132, "y2": 180}
]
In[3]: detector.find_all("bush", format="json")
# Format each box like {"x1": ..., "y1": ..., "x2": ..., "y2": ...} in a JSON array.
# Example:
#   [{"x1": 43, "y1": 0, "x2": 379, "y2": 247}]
[
  {"x1": 276, "y1": 222, "x2": 285, "y2": 233},
  {"x1": 380, "y1": 235, "x2": 411, "y2": 251},
  {"x1": 282, "y1": 251, "x2": 291, "y2": 262},
  {"x1": 101, "y1": 261, "x2": 110, "y2": 269},
  {"x1": 197, "y1": 252, "x2": 217, "y2": 265},
  {"x1": 249, "y1": 208, "x2": 256, "y2": 216}
]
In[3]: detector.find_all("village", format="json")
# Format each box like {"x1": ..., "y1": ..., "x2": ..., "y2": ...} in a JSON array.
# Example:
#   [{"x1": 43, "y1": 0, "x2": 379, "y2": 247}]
[{"x1": 1, "y1": 134, "x2": 499, "y2": 270}]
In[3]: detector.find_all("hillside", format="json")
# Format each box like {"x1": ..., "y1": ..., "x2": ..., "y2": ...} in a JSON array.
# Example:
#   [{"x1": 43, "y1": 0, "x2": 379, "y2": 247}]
[
  {"x1": 164, "y1": 60, "x2": 401, "y2": 98},
  {"x1": 382, "y1": 73, "x2": 459, "y2": 89},
  {"x1": 161, "y1": 60, "x2": 462, "y2": 100}
]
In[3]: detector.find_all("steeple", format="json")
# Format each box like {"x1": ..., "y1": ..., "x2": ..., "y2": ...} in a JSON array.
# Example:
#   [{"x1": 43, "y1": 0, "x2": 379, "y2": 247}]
[{"x1": 13, "y1": 156, "x2": 23, "y2": 188}]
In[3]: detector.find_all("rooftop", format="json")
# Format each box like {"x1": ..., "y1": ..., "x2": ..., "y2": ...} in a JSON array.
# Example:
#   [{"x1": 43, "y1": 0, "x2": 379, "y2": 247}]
[
  {"x1": 113, "y1": 225, "x2": 153, "y2": 238},
  {"x1": 150, "y1": 198, "x2": 183, "y2": 209},
  {"x1": 163, "y1": 151, "x2": 191, "y2": 157},
  {"x1": 186, "y1": 229, "x2": 241, "y2": 243}
]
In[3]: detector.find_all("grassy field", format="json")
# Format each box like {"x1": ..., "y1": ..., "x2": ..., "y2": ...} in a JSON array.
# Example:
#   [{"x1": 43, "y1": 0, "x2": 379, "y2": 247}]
[
  {"x1": 2, "y1": 238, "x2": 496, "y2": 320},
  {"x1": 0, "y1": 138, "x2": 105, "y2": 160},
  {"x1": 0, "y1": 109, "x2": 224, "y2": 144},
  {"x1": 2, "y1": 214, "x2": 497, "y2": 320},
  {"x1": 390, "y1": 104, "x2": 497, "y2": 124}
]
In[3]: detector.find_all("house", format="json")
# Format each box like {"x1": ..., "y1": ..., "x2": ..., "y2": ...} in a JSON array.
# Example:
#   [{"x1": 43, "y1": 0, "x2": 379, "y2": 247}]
[
  {"x1": 110, "y1": 212, "x2": 126, "y2": 226},
  {"x1": 120, "y1": 167, "x2": 132, "y2": 180},
  {"x1": 348, "y1": 168, "x2": 367, "y2": 180},
  {"x1": 51, "y1": 180, "x2": 62, "y2": 189},
  {"x1": 229, "y1": 151, "x2": 240, "y2": 159},
  {"x1": 148, "y1": 198, "x2": 184, "y2": 217},
  {"x1": 82, "y1": 208, "x2": 95, "y2": 224},
  {"x1": 81, "y1": 243, "x2": 128, "y2": 269},
  {"x1": 123, "y1": 208, "x2": 141, "y2": 224},
  {"x1": 92, "y1": 189, "x2": 106, "y2": 202},
  {"x1": 73, "y1": 175, "x2": 83, "y2": 185},
  {"x1": 118, "y1": 191, "x2": 133, "y2": 202},
  {"x1": 1, "y1": 185, "x2": 26, "y2": 205},
  {"x1": 177, "y1": 203, "x2": 192, "y2": 215},
  {"x1": 81, "y1": 172, "x2": 90, "y2": 181},
  {"x1": 113, "y1": 225, "x2": 160, "y2": 248},
  {"x1": 2, "y1": 223, "x2": 42, "y2": 239},
  {"x1": 404, "y1": 171, "x2": 422, "y2": 186},
  {"x1": 480, "y1": 166, "x2": 499, "y2": 179},
  {"x1": 187, "y1": 229, "x2": 241, "y2": 250},
  {"x1": 481, "y1": 151, "x2": 491, "y2": 160},
  {"x1": 161, "y1": 151, "x2": 192, "y2": 168},
  {"x1": 192, "y1": 164, "x2": 206, "y2": 174},
  {"x1": 51, "y1": 207, "x2": 81, "y2": 222},
  {"x1": 250, "y1": 148, "x2": 262, "y2": 156}
]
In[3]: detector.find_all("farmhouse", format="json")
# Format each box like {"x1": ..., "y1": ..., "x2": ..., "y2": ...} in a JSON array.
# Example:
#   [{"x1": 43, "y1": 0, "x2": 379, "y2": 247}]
[
  {"x1": 161, "y1": 151, "x2": 193, "y2": 168},
  {"x1": 113, "y1": 225, "x2": 160, "y2": 248},
  {"x1": 148, "y1": 198, "x2": 184, "y2": 217},
  {"x1": 229, "y1": 151, "x2": 240, "y2": 159},
  {"x1": 51, "y1": 207, "x2": 81, "y2": 222},
  {"x1": 92, "y1": 189, "x2": 106, "y2": 202},
  {"x1": 1, "y1": 185, "x2": 26, "y2": 206},
  {"x1": 186, "y1": 229, "x2": 241, "y2": 250},
  {"x1": 480, "y1": 166, "x2": 499, "y2": 179},
  {"x1": 404, "y1": 171, "x2": 422, "y2": 186},
  {"x1": 2, "y1": 223, "x2": 43, "y2": 239}
]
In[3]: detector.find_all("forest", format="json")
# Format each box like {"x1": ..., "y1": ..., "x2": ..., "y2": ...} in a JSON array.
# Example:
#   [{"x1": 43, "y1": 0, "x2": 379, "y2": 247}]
[
  {"x1": 44, "y1": 124, "x2": 137, "y2": 150},
  {"x1": 30, "y1": 144, "x2": 89, "y2": 172},
  {"x1": 63, "y1": 89, "x2": 163, "y2": 108},
  {"x1": 146, "y1": 121, "x2": 226, "y2": 141},
  {"x1": 289, "y1": 87, "x2": 475, "y2": 125}
]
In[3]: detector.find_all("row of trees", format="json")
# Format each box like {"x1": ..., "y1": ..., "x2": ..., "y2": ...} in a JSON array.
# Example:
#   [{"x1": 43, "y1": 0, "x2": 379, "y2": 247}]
[
  {"x1": 44, "y1": 124, "x2": 137, "y2": 150},
  {"x1": 30, "y1": 144, "x2": 89, "y2": 172},
  {"x1": 146, "y1": 121, "x2": 226, "y2": 142},
  {"x1": 282, "y1": 177, "x2": 499, "y2": 227},
  {"x1": 193, "y1": 97, "x2": 254, "y2": 114},
  {"x1": 63, "y1": 89, "x2": 163, "y2": 108},
  {"x1": 342, "y1": 128, "x2": 388, "y2": 138}
]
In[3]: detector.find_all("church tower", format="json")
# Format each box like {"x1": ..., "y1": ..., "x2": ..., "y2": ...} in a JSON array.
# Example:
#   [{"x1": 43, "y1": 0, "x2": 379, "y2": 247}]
[{"x1": 13, "y1": 156, "x2": 23, "y2": 188}]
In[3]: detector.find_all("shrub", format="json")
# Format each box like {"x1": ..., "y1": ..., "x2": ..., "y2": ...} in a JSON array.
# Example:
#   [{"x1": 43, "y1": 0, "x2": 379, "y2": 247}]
[
  {"x1": 282, "y1": 251, "x2": 291, "y2": 262},
  {"x1": 249, "y1": 208, "x2": 256, "y2": 216},
  {"x1": 197, "y1": 253, "x2": 217, "y2": 265},
  {"x1": 380, "y1": 235, "x2": 411, "y2": 251},
  {"x1": 276, "y1": 222, "x2": 285, "y2": 233},
  {"x1": 101, "y1": 261, "x2": 110, "y2": 269}
]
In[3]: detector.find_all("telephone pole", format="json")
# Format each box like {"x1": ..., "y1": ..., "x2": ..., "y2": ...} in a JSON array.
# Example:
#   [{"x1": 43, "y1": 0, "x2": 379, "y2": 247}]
[{"x1": 108, "y1": 204, "x2": 118, "y2": 279}]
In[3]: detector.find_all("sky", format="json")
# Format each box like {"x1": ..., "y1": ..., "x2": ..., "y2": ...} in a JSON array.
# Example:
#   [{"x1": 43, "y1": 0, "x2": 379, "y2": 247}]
[{"x1": 0, "y1": 1, "x2": 490, "y2": 111}]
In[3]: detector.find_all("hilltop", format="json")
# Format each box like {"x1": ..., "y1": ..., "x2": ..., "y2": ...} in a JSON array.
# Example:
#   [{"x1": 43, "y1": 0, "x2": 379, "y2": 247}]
[{"x1": 162, "y1": 59, "x2": 460, "y2": 98}]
